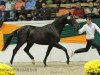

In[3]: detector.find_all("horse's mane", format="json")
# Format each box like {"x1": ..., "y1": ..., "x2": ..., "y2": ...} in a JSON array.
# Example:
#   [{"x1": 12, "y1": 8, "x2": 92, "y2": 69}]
[
  {"x1": 55, "y1": 15, "x2": 66, "y2": 21},
  {"x1": 52, "y1": 14, "x2": 68, "y2": 24}
]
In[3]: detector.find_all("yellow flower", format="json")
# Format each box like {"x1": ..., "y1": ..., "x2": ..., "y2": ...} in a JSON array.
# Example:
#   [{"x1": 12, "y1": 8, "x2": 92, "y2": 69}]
[
  {"x1": 0, "y1": 64, "x2": 16, "y2": 75},
  {"x1": 84, "y1": 60, "x2": 100, "y2": 75}
]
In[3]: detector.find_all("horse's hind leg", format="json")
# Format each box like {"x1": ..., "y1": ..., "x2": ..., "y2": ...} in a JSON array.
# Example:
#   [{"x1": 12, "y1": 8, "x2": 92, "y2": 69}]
[
  {"x1": 24, "y1": 42, "x2": 35, "y2": 64},
  {"x1": 43, "y1": 46, "x2": 53, "y2": 67},
  {"x1": 54, "y1": 43, "x2": 70, "y2": 64}
]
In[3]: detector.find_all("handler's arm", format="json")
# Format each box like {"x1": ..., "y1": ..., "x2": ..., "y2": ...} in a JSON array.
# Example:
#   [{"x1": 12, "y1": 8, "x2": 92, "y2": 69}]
[
  {"x1": 78, "y1": 25, "x2": 86, "y2": 34},
  {"x1": 95, "y1": 24, "x2": 100, "y2": 33}
]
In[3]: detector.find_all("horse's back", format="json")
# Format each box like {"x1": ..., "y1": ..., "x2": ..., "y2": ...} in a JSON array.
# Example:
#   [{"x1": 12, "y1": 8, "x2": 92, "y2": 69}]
[
  {"x1": 16, "y1": 25, "x2": 36, "y2": 41},
  {"x1": 17, "y1": 24, "x2": 60, "y2": 45},
  {"x1": 28, "y1": 25, "x2": 60, "y2": 45}
]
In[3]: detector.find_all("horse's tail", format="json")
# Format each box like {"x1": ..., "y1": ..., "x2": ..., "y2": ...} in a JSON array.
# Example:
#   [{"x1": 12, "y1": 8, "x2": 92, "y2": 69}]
[{"x1": 2, "y1": 29, "x2": 18, "y2": 51}]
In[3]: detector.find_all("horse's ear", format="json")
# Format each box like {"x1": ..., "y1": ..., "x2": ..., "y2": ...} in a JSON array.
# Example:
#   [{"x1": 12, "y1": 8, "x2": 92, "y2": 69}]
[
  {"x1": 66, "y1": 12, "x2": 72, "y2": 20},
  {"x1": 68, "y1": 12, "x2": 71, "y2": 16}
]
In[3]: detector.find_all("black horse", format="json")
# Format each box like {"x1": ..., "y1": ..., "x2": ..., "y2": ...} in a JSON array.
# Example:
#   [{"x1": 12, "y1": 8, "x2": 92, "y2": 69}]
[{"x1": 2, "y1": 13, "x2": 80, "y2": 67}]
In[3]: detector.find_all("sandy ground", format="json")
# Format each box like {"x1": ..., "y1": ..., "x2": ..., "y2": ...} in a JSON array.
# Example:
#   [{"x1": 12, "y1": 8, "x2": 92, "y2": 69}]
[{"x1": 9, "y1": 61, "x2": 86, "y2": 75}]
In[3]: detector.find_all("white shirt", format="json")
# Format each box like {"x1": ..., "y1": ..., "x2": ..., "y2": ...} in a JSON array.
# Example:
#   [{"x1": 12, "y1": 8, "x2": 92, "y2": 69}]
[{"x1": 79, "y1": 22, "x2": 100, "y2": 40}]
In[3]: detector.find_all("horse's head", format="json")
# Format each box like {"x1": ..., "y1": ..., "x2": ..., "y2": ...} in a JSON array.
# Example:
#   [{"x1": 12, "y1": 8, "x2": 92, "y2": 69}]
[{"x1": 63, "y1": 13, "x2": 80, "y2": 31}]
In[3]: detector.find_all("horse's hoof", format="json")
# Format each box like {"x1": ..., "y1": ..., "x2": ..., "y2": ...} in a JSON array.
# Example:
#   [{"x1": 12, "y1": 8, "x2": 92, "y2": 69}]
[
  {"x1": 32, "y1": 59, "x2": 35, "y2": 65},
  {"x1": 9, "y1": 63, "x2": 13, "y2": 67},
  {"x1": 44, "y1": 64, "x2": 48, "y2": 67},
  {"x1": 66, "y1": 60, "x2": 70, "y2": 64},
  {"x1": 67, "y1": 61, "x2": 69, "y2": 64},
  {"x1": 10, "y1": 61, "x2": 13, "y2": 67},
  {"x1": 43, "y1": 62, "x2": 47, "y2": 67},
  {"x1": 66, "y1": 57, "x2": 70, "y2": 64}
]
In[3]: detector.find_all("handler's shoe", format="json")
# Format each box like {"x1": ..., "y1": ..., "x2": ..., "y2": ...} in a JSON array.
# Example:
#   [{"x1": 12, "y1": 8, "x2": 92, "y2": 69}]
[{"x1": 71, "y1": 50, "x2": 75, "y2": 57}]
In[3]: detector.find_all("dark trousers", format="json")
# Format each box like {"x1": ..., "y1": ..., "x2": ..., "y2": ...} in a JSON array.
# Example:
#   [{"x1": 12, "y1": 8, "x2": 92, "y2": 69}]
[{"x1": 74, "y1": 39, "x2": 100, "y2": 56}]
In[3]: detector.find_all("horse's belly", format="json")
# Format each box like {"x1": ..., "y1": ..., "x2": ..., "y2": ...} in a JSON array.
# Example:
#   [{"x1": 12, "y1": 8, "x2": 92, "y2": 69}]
[
  {"x1": 34, "y1": 39, "x2": 49, "y2": 45},
  {"x1": 35, "y1": 41, "x2": 48, "y2": 45}
]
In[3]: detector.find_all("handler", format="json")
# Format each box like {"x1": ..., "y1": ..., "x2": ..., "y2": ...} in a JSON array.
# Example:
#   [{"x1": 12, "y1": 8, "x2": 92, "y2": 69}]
[{"x1": 71, "y1": 17, "x2": 100, "y2": 56}]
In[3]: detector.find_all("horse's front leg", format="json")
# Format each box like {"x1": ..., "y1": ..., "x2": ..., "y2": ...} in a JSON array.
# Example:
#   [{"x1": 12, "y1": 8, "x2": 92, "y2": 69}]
[
  {"x1": 43, "y1": 46, "x2": 53, "y2": 67},
  {"x1": 54, "y1": 43, "x2": 70, "y2": 64}
]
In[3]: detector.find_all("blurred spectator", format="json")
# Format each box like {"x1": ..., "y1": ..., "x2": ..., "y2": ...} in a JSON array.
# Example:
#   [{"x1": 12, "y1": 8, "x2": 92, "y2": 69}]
[
  {"x1": 95, "y1": 2, "x2": 100, "y2": 17},
  {"x1": 73, "y1": 2, "x2": 85, "y2": 18},
  {"x1": 4, "y1": 4, "x2": 18, "y2": 21},
  {"x1": 87, "y1": 0, "x2": 97, "y2": 2},
  {"x1": 42, "y1": 0, "x2": 47, "y2": 3},
  {"x1": 13, "y1": 0, "x2": 17, "y2": 4},
  {"x1": 18, "y1": 6, "x2": 27, "y2": 20},
  {"x1": 52, "y1": 0, "x2": 61, "y2": 4},
  {"x1": 10, "y1": 4, "x2": 18, "y2": 21},
  {"x1": 5, "y1": 0, "x2": 14, "y2": 10},
  {"x1": 25, "y1": 0, "x2": 36, "y2": 20},
  {"x1": 25, "y1": 0, "x2": 36, "y2": 10},
  {"x1": 26, "y1": 10, "x2": 33, "y2": 20},
  {"x1": 0, "y1": 1, "x2": 5, "y2": 20},
  {"x1": 34, "y1": 9, "x2": 41, "y2": 20},
  {"x1": 55, "y1": 4, "x2": 60, "y2": 13},
  {"x1": 71, "y1": 0, "x2": 87, "y2": 3},
  {"x1": 0, "y1": 1, "x2": 6, "y2": 11},
  {"x1": 93, "y1": 0, "x2": 97, "y2": 2},
  {"x1": 96, "y1": 0, "x2": 100, "y2": 2},
  {"x1": 55, "y1": 0, "x2": 61, "y2": 4},
  {"x1": 35, "y1": 0, "x2": 43, "y2": 9},
  {"x1": 84, "y1": 1, "x2": 99, "y2": 18},
  {"x1": 94, "y1": 2, "x2": 100, "y2": 9},
  {"x1": 15, "y1": 0, "x2": 25, "y2": 10},
  {"x1": 0, "y1": 1, "x2": 6, "y2": 5},
  {"x1": 62, "y1": 0, "x2": 67, "y2": 4},
  {"x1": 40, "y1": 3, "x2": 50, "y2": 20},
  {"x1": 4, "y1": 0, "x2": 15, "y2": 21},
  {"x1": 81, "y1": 0, "x2": 87, "y2": 2},
  {"x1": 71, "y1": 0, "x2": 80, "y2": 3},
  {"x1": 65, "y1": 0, "x2": 71, "y2": 3},
  {"x1": 35, "y1": 3, "x2": 50, "y2": 20},
  {"x1": 0, "y1": 0, "x2": 7, "y2": 2},
  {"x1": 87, "y1": 0, "x2": 93, "y2": 2}
]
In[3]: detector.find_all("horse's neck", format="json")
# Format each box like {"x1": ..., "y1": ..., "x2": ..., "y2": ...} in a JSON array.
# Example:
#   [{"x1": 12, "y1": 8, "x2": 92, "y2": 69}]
[{"x1": 53, "y1": 19, "x2": 66, "y2": 34}]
